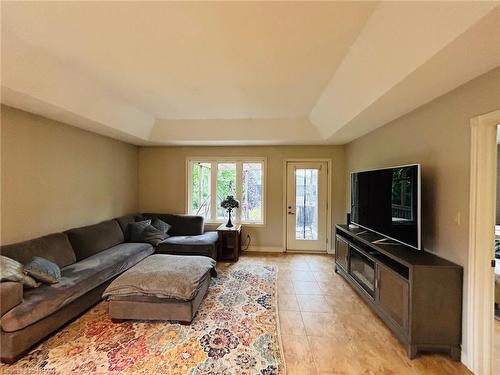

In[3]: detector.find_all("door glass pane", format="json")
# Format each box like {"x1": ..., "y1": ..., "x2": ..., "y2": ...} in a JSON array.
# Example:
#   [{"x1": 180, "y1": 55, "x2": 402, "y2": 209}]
[
  {"x1": 217, "y1": 163, "x2": 237, "y2": 220},
  {"x1": 190, "y1": 162, "x2": 211, "y2": 219},
  {"x1": 242, "y1": 162, "x2": 263, "y2": 223},
  {"x1": 295, "y1": 169, "x2": 318, "y2": 240}
]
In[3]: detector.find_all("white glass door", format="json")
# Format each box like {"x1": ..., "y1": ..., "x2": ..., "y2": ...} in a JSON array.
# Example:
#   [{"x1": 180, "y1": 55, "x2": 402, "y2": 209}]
[{"x1": 286, "y1": 162, "x2": 328, "y2": 252}]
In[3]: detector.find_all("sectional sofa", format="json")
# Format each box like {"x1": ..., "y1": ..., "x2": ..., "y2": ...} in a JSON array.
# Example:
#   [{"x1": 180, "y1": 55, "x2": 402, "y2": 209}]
[{"x1": 0, "y1": 213, "x2": 218, "y2": 363}]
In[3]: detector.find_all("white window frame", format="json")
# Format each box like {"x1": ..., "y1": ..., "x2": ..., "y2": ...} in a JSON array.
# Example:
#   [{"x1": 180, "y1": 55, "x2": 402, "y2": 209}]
[{"x1": 186, "y1": 157, "x2": 266, "y2": 226}]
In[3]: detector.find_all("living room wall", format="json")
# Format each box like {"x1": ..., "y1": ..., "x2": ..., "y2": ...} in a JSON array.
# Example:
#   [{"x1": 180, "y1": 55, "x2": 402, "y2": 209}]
[
  {"x1": 1, "y1": 105, "x2": 139, "y2": 244},
  {"x1": 138, "y1": 145, "x2": 346, "y2": 251},
  {"x1": 497, "y1": 144, "x2": 500, "y2": 224},
  {"x1": 344, "y1": 66, "x2": 500, "y2": 357}
]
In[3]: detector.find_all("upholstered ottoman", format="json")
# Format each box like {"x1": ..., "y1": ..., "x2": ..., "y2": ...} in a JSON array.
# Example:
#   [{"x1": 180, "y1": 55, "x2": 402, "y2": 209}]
[{"x1": 103, "y1": 254, "x2": 216, "y2": 323}]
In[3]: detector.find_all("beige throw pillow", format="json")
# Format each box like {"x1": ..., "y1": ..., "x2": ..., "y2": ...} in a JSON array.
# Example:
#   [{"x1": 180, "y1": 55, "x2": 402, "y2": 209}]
[{"x1": 0, "y1": 255, "x2": 40, "y2": 288}]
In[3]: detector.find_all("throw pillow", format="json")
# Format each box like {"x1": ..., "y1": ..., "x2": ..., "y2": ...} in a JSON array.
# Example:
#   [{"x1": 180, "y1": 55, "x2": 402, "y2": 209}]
[
  {"x1": 151, "y1": 218, "x2": 171, "y2": 236},
  {"x1": 141, "y1": 225, "x2": 168, "y2": 246},
  {"x1": 25, "y1": 256, "x2": 61, "y2": 284},
  {"x1": 0, "y1": 255, "x2": 39, "y2": 288},
  {"x1": 126, "y1": 220, "x2": 152, "y2": 242}
]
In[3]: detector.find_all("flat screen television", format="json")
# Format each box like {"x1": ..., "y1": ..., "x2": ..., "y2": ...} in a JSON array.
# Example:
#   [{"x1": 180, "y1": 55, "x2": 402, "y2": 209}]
[{"x1": 350, "y1": 164, "x2": 421, "y2": 250}]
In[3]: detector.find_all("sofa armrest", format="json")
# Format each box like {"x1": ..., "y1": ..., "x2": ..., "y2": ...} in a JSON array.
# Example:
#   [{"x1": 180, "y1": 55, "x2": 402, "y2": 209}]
[{"x1": 1, "y1": 282, "x2": 23, "y2": 316}]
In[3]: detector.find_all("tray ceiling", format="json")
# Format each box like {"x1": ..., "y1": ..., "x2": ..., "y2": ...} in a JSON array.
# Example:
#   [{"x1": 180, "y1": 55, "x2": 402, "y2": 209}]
[{"x1": 2, "y1": 1, "x2": 499, "y2": 145}]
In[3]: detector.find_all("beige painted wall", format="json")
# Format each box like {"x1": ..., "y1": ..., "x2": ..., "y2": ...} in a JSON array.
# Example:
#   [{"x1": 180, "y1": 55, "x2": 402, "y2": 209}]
[
  {"x1": 1, "y1": 105, "x2": 139, "y2": 244},
  {"x1": 139, "y1": 145, "x2": 346, "y2": 250},
  {"x1": 497, "y1": 144, "x2": 500, "y2": 225},
  {"x1": 344, "y1": 66, "x2": 500, "y2": 354}
]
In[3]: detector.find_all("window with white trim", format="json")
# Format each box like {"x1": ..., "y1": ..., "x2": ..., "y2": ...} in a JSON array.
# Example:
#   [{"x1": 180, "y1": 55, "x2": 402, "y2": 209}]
[{"x1": 187, "y1": 158, "x2": 265, "y2": 224}]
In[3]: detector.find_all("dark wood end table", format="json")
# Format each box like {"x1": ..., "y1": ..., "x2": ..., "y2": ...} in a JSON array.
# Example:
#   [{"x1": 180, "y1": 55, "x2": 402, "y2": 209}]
[{"x1": 217, "y1": 223, "x2": 242, "y2": 261}]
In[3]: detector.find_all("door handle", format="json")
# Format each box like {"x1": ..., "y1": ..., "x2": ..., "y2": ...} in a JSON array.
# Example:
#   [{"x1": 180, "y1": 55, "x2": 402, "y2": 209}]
[{"x1": 288, "y1": 211, "x2": 295, "y2": 215}]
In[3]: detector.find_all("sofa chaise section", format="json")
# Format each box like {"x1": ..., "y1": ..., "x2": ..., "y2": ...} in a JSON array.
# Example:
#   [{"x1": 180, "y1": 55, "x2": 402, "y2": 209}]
[
  {"x1": 158, "y1": 232, "x2": 219, "y2": 259},
  {"x1": 142, "y1": 213, "x2": 219, "y2": 259}
]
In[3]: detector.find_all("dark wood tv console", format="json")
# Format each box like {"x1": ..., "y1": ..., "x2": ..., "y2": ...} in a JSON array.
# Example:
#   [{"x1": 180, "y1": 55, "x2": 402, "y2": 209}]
[{"x1": 335, "y1": 224, "x2": 463, "y2": 360}]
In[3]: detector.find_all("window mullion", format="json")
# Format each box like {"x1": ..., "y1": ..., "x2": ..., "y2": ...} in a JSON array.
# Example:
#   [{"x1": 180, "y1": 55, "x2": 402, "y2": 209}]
[
  {"x1": 261, "y1": 160, "x2": 265, "y2": 225},
  {"x1": 236, "y1": 161, "x2": 243, "y2": 223},
  {"x1": 197, "y1": 164, "x2": 202, "y2": 214},
  {"x1": 211, "y1": 162, "x2": 217, "y2": 222},
  {"x1": 187, "y1": 161, "x2": 192, "y2": 214}
]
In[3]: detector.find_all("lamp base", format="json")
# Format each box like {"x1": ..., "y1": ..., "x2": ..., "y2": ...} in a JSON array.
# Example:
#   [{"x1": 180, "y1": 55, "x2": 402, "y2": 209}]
[{"x1": 225, "y1": 209, "x2": 234, "y2": 227}]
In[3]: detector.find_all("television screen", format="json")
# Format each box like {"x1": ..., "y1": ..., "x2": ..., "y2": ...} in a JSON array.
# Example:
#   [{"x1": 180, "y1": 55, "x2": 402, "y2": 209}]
[{"x1": 351, "y1": 164, "x2": 421, "y2": 250}]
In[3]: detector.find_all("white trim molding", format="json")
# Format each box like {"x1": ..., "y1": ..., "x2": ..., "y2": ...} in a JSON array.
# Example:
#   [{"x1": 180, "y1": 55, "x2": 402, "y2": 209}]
[
  {"x1": 245, "y1": 246, "x2": 284, "y2": 253},
  {"x1": 282, "y1": 158, "x2": 333, "y2": 254},
  {"x1": 185, "y1": 157, "x2": 267, "y2": 226},
  {"x1": 466, "y1": 109, "x2": 500, "y2": 374}
]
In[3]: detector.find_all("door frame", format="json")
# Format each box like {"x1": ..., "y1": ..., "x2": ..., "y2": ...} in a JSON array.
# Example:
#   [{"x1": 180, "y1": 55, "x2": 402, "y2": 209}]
[
  {"x1": 282, "y1": 158, "x2": 333, "y2": 254},
  {"x1": 466, "y1": 109, "x2": 500, "y2": 374}
]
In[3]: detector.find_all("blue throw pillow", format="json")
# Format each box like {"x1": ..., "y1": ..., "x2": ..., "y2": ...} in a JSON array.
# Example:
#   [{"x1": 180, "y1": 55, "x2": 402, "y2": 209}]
[{"x1": 25, "y1": 256, "x2": 61, "y2": 284}]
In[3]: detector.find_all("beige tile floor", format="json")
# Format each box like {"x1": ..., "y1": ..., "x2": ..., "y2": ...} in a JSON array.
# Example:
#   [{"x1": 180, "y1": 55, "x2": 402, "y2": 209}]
[{"x1": 237, "y1": 252, "x2": 471, "y2": 375}]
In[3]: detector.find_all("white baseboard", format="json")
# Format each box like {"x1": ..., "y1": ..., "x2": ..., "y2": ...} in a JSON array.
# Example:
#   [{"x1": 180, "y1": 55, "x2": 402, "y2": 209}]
[
  {"x1": 286, "y1": 249, "x2": 329, "y2": 255},
  {"x1": 245, "y1": 246, "x2": 284, "y2": 253},
  {"x1": 244, "y1": 246, "x2": 335, "y2": 255},
  {"x1": 460, "y1": 349, "x2": 473, "y2": 373}
]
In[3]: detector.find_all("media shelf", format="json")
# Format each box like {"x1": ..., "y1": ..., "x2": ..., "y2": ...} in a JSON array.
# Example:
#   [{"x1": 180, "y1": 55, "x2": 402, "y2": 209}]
[{"x1": 335, "y1": 224, "x2": 463, "y2": 360}]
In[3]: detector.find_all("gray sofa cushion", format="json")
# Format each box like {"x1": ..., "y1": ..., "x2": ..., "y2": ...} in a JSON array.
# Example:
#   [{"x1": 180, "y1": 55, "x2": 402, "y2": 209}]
[
  {"x1": 0, "y1": 242, "x2": 154, "y2": 332},
  {"x1": 115, "y1": 214, "x2": 137, "y2": 235},
  {"x1": 65, "y1": 219, "x2": 124, "y2": 261},
  {"x1": 156, "y1": 231, "x2": 218, "y2": 259},
  {"x1": 0, "y1": 233, "x2": 76, "y2": 269},
  {"x1": 142, "y1": 213, "x2": 204, "y2": 236},
  {"x1": 115, "y1": 214, "x2": 144, "y2": 236}
]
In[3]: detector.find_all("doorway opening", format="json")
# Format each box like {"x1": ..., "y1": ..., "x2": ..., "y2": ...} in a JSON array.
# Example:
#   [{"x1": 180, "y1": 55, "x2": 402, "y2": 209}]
[
  {"x1": 467, "y1": 109, "x2": 500, "y2": 375},
  {"x1": 284, "y1": 159, "x2": 332, "y2": 253},
  {"x1": 494, "y1": 124, "x2": 500, "y2": 375}
]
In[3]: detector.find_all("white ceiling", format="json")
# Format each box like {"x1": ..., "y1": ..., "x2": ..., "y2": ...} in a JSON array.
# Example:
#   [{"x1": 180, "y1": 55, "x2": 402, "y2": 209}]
[{"x1": 2, "y1": 1, "x2": 500, "y2": 146}]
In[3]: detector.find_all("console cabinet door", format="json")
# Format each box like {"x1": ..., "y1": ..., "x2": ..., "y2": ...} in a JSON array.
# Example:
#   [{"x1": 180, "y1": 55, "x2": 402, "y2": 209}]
[
  {"x1": 335, "y1": 236, "x2": 349, "y2": 272},
  {"x1": 376, "y1": 264, "x2": 409, "y2": 332}
]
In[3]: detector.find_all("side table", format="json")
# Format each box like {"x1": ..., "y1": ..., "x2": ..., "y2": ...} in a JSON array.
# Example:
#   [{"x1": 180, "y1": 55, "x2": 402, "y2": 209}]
[{"x1": 217, "y1": 224, "x2": 242, "y2": 261}]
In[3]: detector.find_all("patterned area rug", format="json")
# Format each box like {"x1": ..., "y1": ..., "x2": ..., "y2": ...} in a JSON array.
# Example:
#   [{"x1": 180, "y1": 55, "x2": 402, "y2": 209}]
[{"x1": 2, "y1": 264, "x2": 284, "y2": 374}]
